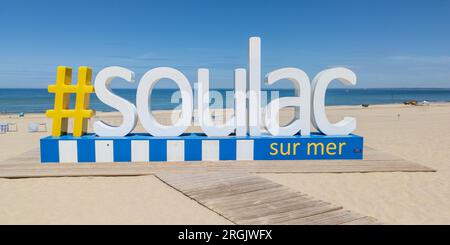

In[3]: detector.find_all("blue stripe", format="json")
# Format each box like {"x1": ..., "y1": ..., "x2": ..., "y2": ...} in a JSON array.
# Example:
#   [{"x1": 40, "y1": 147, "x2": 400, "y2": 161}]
[
  {"x1": 219, "y1": 139, "x2": 236, "y2": 160},
  {"x1": 77, "y1": 139, "x2": 95, "y2": 162},
  {"x1": 185, "y1": 139, "x2": 202, "y2": 161},
  {"x1": 40, "y1": 137, "x2": 59, "y2": 163},
  {"x1": 40, "y1": 133, "x2": 364, "y2": 163},
  {"x1": 253, "y1": 136, "x2": 363, "y2": 160},
  {"x1": 114, "y1": 139, "x2": 131, "y2": 162},
  {"x1": 149, "y1": 139, "x2": 167, "y2": 161}
]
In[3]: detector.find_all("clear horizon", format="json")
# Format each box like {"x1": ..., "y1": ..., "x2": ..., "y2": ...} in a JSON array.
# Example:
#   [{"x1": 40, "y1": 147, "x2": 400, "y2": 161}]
[
  {"x1": 0, "y1": 86, "x2": 450, "y2": 90},
  {"x1": 1, "y1": 0, "x2": 449, "y2": 89}
]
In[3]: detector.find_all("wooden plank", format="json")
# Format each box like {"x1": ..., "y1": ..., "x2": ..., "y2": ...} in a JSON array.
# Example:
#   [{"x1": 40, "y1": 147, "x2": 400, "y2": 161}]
[
  {"x1": 238, "y1": 204, "x2": 343, "y2": 225},
  {"x1": 158, "y1": 172, "x2": 251, "y2": 190},
  {"x1": 155, "y1": 172, "x2": 381, "y2": 225},
  {"x1": 204, "y1": 187, "x2": 308, "y2": 210},
  {"x1": 275, "y1": 209, "x2": 365, "y2": 225},
  {"x1": 226, "y1": 196, "x2": 320, "y2": 214},
  {"x1": 192, "y1": 181, "x2": 281, "y2": 201},
  {"x1": 0, "y1": 146, "x2": 435, "y2": 179},
  {"x1": 183, "y1": 176, "x2": 268, "y2": 194},
  {"x1": 225, "y1": 200, "x2": 330, "y2": 221},
  {"x1": 340, "y1": 216, "x2": 382, "y2": 225}
]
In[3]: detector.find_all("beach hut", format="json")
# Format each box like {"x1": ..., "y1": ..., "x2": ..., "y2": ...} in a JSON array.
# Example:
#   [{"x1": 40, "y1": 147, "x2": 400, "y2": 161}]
[
  {"x1": 27, "y1": 122, "x2": 47, "y2": 133},
  {"x1": 0, "y1": 123, "x2": 7, "y2": 134}
]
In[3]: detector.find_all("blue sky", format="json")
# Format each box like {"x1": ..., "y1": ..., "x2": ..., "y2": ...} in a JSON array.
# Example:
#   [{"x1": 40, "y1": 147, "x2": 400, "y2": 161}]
[{"x1": 0, "y1": 0, "x2": 449, "y2": 88}]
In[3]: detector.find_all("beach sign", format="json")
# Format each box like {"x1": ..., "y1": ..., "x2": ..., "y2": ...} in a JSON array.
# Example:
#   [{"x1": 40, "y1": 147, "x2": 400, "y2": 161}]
[{"x1": 40, "y1": 37, "x2": 363, "y2": 163}]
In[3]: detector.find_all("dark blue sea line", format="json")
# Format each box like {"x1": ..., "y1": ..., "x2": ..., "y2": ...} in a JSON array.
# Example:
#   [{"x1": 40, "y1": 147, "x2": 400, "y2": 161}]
[{"x1": 1, "y1": 88, "x2": 450, "y2": 114}]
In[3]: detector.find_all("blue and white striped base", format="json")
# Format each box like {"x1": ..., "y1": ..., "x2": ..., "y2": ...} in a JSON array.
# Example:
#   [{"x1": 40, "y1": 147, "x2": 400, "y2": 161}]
[{"x1": 40, "y1": 133, "x2": 364, "y2": 163}]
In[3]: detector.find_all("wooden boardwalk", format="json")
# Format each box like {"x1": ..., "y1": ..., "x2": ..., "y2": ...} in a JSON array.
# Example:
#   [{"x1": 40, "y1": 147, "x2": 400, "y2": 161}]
[
  {"x1": 155, "y1": 172, "x2": 381, "y2": 225},
  {"x1": 0, "y1": 147, "x2": 434, "y2": 178},
  {"x1": 0, "y1": 146, "x2": 435, "y2": 224}
]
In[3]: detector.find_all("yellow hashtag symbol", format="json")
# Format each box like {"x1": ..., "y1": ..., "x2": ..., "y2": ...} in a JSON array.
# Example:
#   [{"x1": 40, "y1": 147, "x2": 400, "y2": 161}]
[{"x1": 46, "y1": 66, "x2": 95, "y2": 137}]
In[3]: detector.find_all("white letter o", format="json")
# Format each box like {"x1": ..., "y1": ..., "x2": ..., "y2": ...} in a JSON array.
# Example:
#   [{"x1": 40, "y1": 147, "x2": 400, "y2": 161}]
[{"x1": 137, "y1": 67, "x2": 193, "y2": 136}]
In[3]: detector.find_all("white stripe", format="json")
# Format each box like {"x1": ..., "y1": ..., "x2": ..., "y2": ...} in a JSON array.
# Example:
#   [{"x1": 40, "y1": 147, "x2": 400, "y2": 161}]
[
  {"x1": 95, "y1": 140, "x2": 114, "y2": 163},
  {"x1": 167, "y1": 140, "x2": 184, "y2": 162},
  {"x1": 58, "y1": 140, "x2": 78, "y2": 163},
  {"x1": 202, "y1": 140, "x2": 219, "y2": 161},
  {"x1": 236, "y1": 140, "x2": 254, "y2": 161},
  {"x1": 131, "y1": 140, "x2": 149, "y2": 162}
]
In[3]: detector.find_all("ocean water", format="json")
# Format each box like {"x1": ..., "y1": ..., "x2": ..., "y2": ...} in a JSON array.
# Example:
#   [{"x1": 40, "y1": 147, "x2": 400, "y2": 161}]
[{"x1": 1, "y1": 88, "x2": 450, "y2": 114}]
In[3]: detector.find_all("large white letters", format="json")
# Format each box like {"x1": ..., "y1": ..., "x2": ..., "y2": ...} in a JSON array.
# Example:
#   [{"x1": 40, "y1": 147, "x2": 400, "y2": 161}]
[
  {"x1": 137, "y1": 67, "x2": 193, "y2": 136},
  {"x1": 234, "y1": 69, "x2": 247, "y2": 136},
  {"x1": 93, "y1": 66, "x2": 137, "y2": 137},
  {"x1": 198, "y1": 68, "x2": 247, "y2": 136},
  {"x1": 248, "y1": 37, "x2": 262, "y2": 136},
  {"x1": 93, "y1": 37, "x2": 357, "y2": 137},
  {"x1": 311, "y1": 68, "x2": 357, "y2": 135},
  {"x1": 264, "y1": 68, "x2": 311, "y2": 136}
]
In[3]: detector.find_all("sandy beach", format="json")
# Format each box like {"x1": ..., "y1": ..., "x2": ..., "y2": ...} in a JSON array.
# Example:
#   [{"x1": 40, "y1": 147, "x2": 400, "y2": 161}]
[{"x1": 1, "y1": 103, "x2": 450, "y2": 224}]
